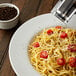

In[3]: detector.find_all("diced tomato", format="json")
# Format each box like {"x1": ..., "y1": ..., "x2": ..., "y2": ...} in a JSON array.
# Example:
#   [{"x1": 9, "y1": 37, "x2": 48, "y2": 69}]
[
  {"x1": 55, "y1": 26, "x2": 63, "y2": 29},
  {"x1": 33, "y1": 42, "x2": 40, "y2": 48},
  {"x1": 57, "y1": 58, "x2": 66, "y2": 66},
  {"x1": 60, "y1": 32, "x2": 67, "y2": 38},
  {"x1": 47, "y1": 29, "x2": 53, "y2": 35},
  {"x1": 69, "y1": 57, "x2": 76, "y2": 67},
  {"x1": 40, "y1": 51, "x2": 48, "y2": 59},
  {"x1": 68, "y1": 44, "x2": 76, "y2": 52}
]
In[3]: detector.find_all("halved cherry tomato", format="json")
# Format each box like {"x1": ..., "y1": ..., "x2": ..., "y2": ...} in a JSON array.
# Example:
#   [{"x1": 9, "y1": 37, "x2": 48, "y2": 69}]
[
  {"x1": 33, "y1": 42, "x2": 40, "y2": 48},
  {"x1": 40, "y1": 51, "x2": 48, "y2": 59},
  {"x1": 60, "y1": 32, "x2": 67, "y2": 38},
  {"x1": 69, "y1": 57, "x2": 76, "y2": 67},
  {"x1": 68, "y1": 44, "x2": 76, "y2": 52},
  {"x1": 57, "y1": 58, "x2": 66, "y2": 66},
  {"x1": 55, "y1": 26, "x2": 63, "y2": 29},
  {"x1": 47, "y1": 29, "x2": 53, "y2": 35}
]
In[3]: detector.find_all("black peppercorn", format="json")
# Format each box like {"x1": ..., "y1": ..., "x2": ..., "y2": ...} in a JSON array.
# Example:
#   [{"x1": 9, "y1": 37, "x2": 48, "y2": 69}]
[{"x1": 0, "y1": 6, "x2": 17, "y2": 20}]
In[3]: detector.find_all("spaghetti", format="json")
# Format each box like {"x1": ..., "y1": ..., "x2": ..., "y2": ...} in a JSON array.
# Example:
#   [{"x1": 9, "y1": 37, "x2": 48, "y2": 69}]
[{"x1": 28, "y1": 26, "x2": 76, "y2": 76}]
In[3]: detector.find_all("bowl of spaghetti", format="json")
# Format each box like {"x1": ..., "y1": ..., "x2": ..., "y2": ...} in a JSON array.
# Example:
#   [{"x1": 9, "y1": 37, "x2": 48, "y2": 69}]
[{"x1": 9, "y1": 13, "x2": 76, "y2": 76}]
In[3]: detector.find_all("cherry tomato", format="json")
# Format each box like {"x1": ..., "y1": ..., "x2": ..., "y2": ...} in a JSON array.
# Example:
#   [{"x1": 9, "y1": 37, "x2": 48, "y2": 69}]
[
  {"x1": 47, "y1": 29, "x2": 53, "y2": 35},
  {"x1": 69, "y1": 57, "x2": 76, "y2": 67},
  {"x1": 57, "y1": 58, "x2": 66, "y2": 66},
  {"x1": 55, "y1": 26, "x2": 63, "y2": 29},
  {"x1": 33, "y1": 42, "x2": 40, "y2": 48},
  {"x1": 60, "y1": 32, "x2": 67, "y2": 38},
  {"x1": 68, "y1": 44, "x2": 76, "y2": 52},
  {"x1": 40, "y1": 51, "x2": 48, "y2": 59}
]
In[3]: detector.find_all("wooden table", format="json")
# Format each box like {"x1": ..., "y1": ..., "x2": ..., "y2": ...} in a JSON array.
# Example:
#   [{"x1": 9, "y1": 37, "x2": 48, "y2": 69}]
[{"x1": 0, "y1": 0, "x2": 58, "y2": 76}]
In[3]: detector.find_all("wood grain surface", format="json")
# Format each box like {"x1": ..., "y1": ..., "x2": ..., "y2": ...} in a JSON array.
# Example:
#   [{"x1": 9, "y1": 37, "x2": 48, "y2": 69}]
[{"x1": 0, "y1": 0, "x2": 58, "y2": 76}]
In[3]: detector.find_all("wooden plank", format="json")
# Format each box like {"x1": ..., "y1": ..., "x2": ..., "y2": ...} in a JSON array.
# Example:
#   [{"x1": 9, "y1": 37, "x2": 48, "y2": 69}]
[
  {"x1": 20, "y1": 0, "x2": 41, "y2": 24},
  {"x1": 0, "y1": 54, "x2": 16, "y2": 76},
  {"x1": 0, "y1": 30, "x2": 5, "y2": 42},
  {"x1": 0, "y1": 0, "x2": 13, "y2": 68},
  {"x1": 12, "y1": 0, "x2": 29, "y2": 11},
  {"x1": 37, "y1": 0, "x2": 58, "y2": 15},
  {"x1": 0, "y1": 30, "x2": 13, "y2": 68},
  {"x1": 0, "y1": 0, "x2": 11, "y2": 3},
  {"x1": 52, "y1": 0, "x2": 58, "y2": 8},
  {"x1": 37, "y1": 0, "x2": 53, "y2": 15}
]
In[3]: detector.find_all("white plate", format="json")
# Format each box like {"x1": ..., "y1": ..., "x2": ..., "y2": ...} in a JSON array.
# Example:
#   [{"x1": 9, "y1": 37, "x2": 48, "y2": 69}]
[{"x1": 9, "y1": 13, "x2": 66, "y2": 76}]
